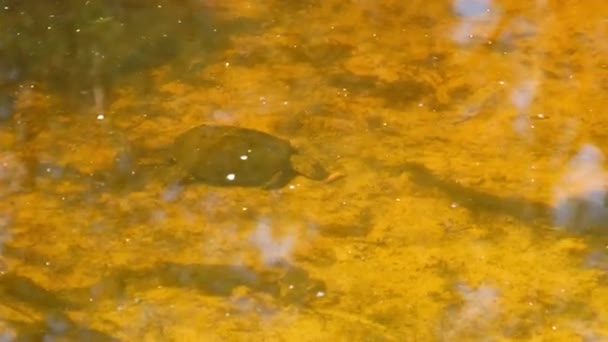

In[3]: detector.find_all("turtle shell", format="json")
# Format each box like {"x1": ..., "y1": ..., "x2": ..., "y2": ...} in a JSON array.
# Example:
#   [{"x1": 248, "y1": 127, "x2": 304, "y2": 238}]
[{"x1": 168, "y1": 124, "x2": 327, "y2": 188}]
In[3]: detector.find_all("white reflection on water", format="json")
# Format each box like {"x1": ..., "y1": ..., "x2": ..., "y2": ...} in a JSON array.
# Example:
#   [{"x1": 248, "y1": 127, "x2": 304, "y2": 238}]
[
  {"x1": 511, "y1": 80, "x2": 537, "y2": 112},
  {"x1": 250, "y1": 218, "x2": 295, "y2": 266},
  {"x1": 453, "y1": 0, "x2": 493, "y2": 17},
  {"x1": 0, "y1": 152, "x2": 26, "y2": 197},
  {"x1": 440, "y1": 282, "x2": 500, "y2": 339},
  {"x1": 511, "y1": 80, "x2": 538, "y2": 137},
  {"x1": 553, "y1": 144, "x2": 608, "y2": 231},
  {"x1": 451, "y1": 0, "x2": 499, "y2": 45}
]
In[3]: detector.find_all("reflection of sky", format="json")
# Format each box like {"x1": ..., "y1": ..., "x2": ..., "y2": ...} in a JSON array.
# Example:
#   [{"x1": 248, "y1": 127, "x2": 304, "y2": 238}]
[
  {"x1": 250, "y1": 218, "x2": 295, "y2": 266},
  {"x1": 451, "y1": 0, "x2": 498, "y2": 44},
  {"x1": 440, "y1": 282, "x2": 500, "y2": 339},
  {"x1": 553, "y1": 144, "x2": 608, "y2": 230},
  {"x1": 453, "y1": 0, "x2": 493, "y2": 17},
  {"x1": 511, "y1": 81, "x2": 538, "y2": 135}
]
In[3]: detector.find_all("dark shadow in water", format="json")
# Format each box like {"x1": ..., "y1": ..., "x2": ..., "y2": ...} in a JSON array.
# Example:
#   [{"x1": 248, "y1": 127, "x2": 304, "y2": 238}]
[
  {"x1": 0, "y1": 272, "x2": 116, "y2": 341},
  {"x1": 4, "y1": 313, "x2": 117, "y2": 342},
  {"x1": 287, "y1": 42, "x2": 354, "y2": 67},
  {"x1": 0, "y1": 93, "x2": 13, "y2": 121},
  {"x1": 397, "y1": 161, "x2": 552, "y2": 227},
  {"x1": 330, "y1": 73, "x2": 432, "y2": 108},
  {"x1": 0, "y1": 262, "x2": 326, "y2": 339},
  {"x1": 399, "y1": 161, "x2": 608, "y2": 238},
  {"x1": 234, "y1": 42, "x2": 353, "y2": 68},
  {"x1": 84, "y1": 262, "x2": 326, "y2": 306},
  {"x1": 0, "y1": 273, "x2": 79, "y2": 312},
  {"x1": 0, "y1": 0, "x2": 261, "y2": 113}
]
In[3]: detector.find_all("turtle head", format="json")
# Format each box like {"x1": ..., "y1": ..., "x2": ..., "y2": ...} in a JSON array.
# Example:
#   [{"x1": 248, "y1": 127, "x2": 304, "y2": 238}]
[{"x1": 290, "y1": 153, "x2": 330, "y2": 181}]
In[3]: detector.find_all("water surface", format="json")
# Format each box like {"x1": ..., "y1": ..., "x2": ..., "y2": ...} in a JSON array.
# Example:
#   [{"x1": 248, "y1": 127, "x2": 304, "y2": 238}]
[{"x1": 1, "y1": 0, "x2": 608, "y2": 340}]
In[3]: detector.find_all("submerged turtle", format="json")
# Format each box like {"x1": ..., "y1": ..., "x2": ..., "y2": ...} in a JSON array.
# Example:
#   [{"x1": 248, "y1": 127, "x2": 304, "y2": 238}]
[{"x1": 166, "y1": 124, "x2": 340, "y2": 189}]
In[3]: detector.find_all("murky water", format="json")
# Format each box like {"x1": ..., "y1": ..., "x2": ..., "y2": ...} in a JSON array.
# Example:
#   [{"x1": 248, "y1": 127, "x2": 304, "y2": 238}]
[{"x1": 1, "y1": 0, "x2": 608, "y2": 340}]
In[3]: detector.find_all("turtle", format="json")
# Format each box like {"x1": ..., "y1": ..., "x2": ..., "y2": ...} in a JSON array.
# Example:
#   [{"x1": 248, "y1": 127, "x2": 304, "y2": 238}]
[{"x1": 165, "y1": 124, "x2": 341, "y2": 189}]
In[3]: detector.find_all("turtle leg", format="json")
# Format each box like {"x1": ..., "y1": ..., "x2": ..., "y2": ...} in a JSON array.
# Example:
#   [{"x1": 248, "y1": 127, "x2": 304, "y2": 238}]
[
  {"x1": 323, "y1": 172, "x2": 345, "y2": 184},
  {"x1": 263, "y1": 171, "x2": 292, "y2": 189}
]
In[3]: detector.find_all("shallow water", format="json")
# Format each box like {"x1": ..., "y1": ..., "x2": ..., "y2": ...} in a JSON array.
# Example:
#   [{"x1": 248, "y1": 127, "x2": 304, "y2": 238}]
[{"x1": 1, "y1": 0, "x2": 608, "y2": 340}]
